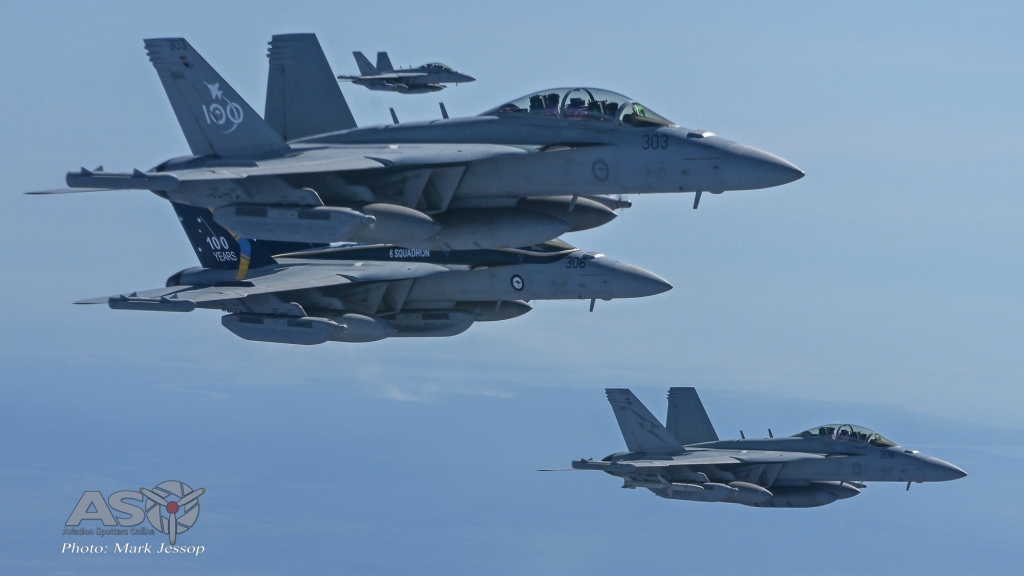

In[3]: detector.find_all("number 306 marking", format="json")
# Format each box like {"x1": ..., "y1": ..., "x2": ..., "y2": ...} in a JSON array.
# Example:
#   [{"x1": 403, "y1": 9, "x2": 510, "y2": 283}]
[{"x1": 565, "y1": 256, "x2": 587, "y2": 269}]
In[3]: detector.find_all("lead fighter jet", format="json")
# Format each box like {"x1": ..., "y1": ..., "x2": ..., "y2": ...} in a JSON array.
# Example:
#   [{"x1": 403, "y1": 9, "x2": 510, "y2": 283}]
[
  {"x1": 338, "y1": 51, "x2": 475, "y2": 94},
  {"x1": 554, "y1": 388, "x2": 965, "y2": 508},
  {"x1": 30, "y1": 34, "x2": 803, "y2": 251},
  {"x1": 75, "y1": 203, "x2": 671, "y2": 344}
]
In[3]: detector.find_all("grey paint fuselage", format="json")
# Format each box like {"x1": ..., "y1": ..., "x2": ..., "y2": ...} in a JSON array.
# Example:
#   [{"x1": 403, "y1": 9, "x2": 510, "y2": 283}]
[
  {"x1": 300, "y1": 112, "x2": 803, "y2": 199},
  {"x1": 162, "y1": 243, "x2": 671, "y2": 341},
  {"x1": 609, "y1": 436, "x2": 966, "y2": 486}
]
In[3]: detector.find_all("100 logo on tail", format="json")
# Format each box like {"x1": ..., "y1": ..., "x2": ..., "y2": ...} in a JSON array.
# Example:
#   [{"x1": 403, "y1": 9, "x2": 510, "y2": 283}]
[{"x1": 201, "y1": 81, "x2": 243, "y2": 133}]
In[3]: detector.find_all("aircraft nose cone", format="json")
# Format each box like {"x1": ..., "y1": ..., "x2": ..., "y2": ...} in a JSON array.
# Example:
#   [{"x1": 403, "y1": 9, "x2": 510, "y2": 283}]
[
  {"x1": 724, "y1": 144, "x2": 804, "y2": 190},
  {"x1": 459, "y1": 73, "x2": 476, "y2": 82},
  {"x1": 605, "y1": 259, "x2": 673, "y2": 297},
  {"x1": 922, "y1": 456, "x2": 967, "y2": 482}
]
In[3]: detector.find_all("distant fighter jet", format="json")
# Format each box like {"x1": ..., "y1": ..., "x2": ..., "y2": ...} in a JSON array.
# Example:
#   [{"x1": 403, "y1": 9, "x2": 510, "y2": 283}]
[
  {"x1": 75, "y1": 203, "x2": 671, "y2": 344},
  {"x1": 552, "y1": 388, "x2": 965, "y2": 508},
  {"x1": 338, "y1": 51, "x2": 475, "y2": 93},
  {"x1": 30, "y1": 34, "x2": 802, "y2": 251}
]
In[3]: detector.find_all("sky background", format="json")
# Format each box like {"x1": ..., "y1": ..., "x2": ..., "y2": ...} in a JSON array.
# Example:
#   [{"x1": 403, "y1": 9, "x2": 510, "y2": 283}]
[{"x1": 0, "y1": 1, "x2": 1021, "y2": 574}]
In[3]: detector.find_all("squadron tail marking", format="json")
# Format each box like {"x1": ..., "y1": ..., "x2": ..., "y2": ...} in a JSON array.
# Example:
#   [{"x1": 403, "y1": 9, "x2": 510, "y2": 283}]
[
  {"x1": 145, "y1": 37, "x2": 289, "y2": 158},
  {"x1": 170, "y1": 202, "x2": 277, "y2": 277}
]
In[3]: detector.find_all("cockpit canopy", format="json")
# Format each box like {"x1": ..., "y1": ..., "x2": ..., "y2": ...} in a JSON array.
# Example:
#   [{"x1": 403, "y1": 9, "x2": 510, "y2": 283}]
[
  {"x1": 796, "y1": 424, "x2": 897, "y2": 447},
  {"x1": 424, "y1": 62, "x2": 453, "y2": 71},
  {"x1": 483, "y1": 87, "x2": 675, "y2": 128}
]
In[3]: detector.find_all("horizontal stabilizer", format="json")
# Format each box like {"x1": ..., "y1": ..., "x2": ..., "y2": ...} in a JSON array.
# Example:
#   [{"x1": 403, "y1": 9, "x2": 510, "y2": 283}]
[
  {"x1": 145, "y1": 37, "x2": 290, "y2": 158},
  {"x1": 606, "y1": 389, "x2": 682, "y2": 454}
]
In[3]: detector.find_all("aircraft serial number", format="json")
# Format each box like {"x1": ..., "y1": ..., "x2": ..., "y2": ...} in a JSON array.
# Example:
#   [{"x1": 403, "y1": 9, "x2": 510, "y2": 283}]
[
  {"x1": 565, "y1": 256, "x2": 587, "y2": 269},
  {"x1": 642, "y1": 135, "x2": 669, "y2": 150},
  {"x1": 166, "y1": 39, "x2": 190, "y2": 51},
  {"x1": 879, "y1": 451, "x2": 896, "y2": 460}
]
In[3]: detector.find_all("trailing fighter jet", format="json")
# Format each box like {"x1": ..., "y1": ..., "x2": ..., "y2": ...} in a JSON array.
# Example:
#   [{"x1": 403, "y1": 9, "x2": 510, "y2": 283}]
[
  {"x1": 337, "y1": 51, "x2": 475, "y2": 94},
  {"x1": 30, "y1": 34, "x2": 803, "y2": 251},
  {"x1": 75, "y1": 202, "x2": 671, "y2": 344},
  {"x1": 553, "y1": 388, "x2": 965, "y2": 508}
]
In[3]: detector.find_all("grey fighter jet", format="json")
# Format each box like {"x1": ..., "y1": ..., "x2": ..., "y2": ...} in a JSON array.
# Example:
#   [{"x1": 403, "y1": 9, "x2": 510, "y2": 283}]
[
  {"x1": 338, "y1": 51, "x2": 475, "y2": 93},
  {"x1": 75, "y1": 202, "x2": 670, "y2": 344},
  {"x1": 556, "y1": 388, "x2": 965, "y2": 508},
  {"x1": 31, "y1": 34, "x2": 802, "y2": 251}
]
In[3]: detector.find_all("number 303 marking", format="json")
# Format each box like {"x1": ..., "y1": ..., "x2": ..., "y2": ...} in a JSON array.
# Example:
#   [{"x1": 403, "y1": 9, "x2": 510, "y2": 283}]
[{"x1": 642, "y1": 134, "x2": 669, "y2": 150}]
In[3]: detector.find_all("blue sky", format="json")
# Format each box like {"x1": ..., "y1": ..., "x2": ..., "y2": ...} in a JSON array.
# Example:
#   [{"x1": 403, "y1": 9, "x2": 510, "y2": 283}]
[{"x1": 1, "y1": 1, "x2": 1022, "y2": 574}]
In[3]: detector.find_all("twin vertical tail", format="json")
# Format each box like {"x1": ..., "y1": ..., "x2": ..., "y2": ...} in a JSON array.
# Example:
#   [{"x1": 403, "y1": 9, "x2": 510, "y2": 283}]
[
  {"x1": 144, "y1": 37, "x2": 290, "y2": 158},
  {"x1": 606, "y1": 388, "x2": 720, "y2": 453},
  {"x1": 266, "y1": 34, "x2": 358, "y2": 141}
]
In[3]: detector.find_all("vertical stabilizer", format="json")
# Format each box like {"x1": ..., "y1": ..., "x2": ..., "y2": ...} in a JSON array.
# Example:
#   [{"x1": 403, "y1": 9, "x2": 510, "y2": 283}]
[
  {"x1": 353, "y1": 51, "x2": 378, "y2": 76},
  {"x1": 171, "y1": 202, "x2": 276, "y2": 276},
  {"x1": 266, "y1": 33, "x2": 357, "y2": 140},
  {"x1": 666, "y1": 387, "x2": 719, "y2": 445},
  {"x1": 144, "y1": 38, "x2": 289, "y2": 158},
  {"x1": 606, "y1": 389, "x2": 681, "y2": 454},
  {"x1": 376, "y1": 51, "x2": 395, "y2": 73}
]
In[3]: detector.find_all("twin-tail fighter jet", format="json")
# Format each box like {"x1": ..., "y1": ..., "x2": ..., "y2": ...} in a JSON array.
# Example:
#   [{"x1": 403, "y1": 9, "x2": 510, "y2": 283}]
[
  {"x1": 552, "y1": 388, "x2": 965, "y2": 508},
  {"x1": 74, "y1": 202, "x2": 671, "y2": 344},
  {"x1": 30, "y1": 34, "x2": 803, "y2": 252},
  {"x1": 338, "y1": 51, "x2": 475, "y2": 93}
]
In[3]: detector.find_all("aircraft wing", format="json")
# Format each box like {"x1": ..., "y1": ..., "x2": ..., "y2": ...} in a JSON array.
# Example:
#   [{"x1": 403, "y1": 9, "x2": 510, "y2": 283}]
[
  {"x1": 629, "y1": 453, "x2": 744, "y2": 467},
  {"x1": 575, "y1": 450, "x2": 825, "y2": 473},
  {"x1": 76, "y1": 261, "x2": 448, "y2": 308},
  {"x1": 731, "y1": 452, "x2": 827, "y2": 464},
  {"x1": 339, "y1": 73, "x2": 429, "y2": 80},
  {"x1": 67, "y1": 143, "x2": 523, "y2": 182},
  {"x1": 51, "y1": 144, "x2": 525, "y2": 210}
]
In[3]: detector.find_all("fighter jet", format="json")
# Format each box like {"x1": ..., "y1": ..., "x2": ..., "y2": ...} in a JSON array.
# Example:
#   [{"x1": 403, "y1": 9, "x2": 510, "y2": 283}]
[
  {"x1": 554, "y1": 388, "x2": 965, "y2": 508},
  {"x1": 30, "y1": 34, "x2": 803, "y2": 251},
  {"x1": 337, "y1": 51, "x2": 475, "y2": 94},
  {"x1": 75, "y1": 202, "x2": 671, "y2": 344}
]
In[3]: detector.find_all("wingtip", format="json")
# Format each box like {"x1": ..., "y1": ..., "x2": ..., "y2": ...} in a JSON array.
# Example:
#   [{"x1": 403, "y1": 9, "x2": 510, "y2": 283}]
[{"x1": 74, "y1": 297, "x2": 108, "y2": 305}]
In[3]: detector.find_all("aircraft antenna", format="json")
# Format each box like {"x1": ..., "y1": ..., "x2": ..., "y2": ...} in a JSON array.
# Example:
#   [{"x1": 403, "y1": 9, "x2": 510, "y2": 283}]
[
  {"x1": 389, "y1": 108, "x2": 400, "y2": 125},
  {"x1": 439, "y1": 102, "x2": 449, "y2": 119}
]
